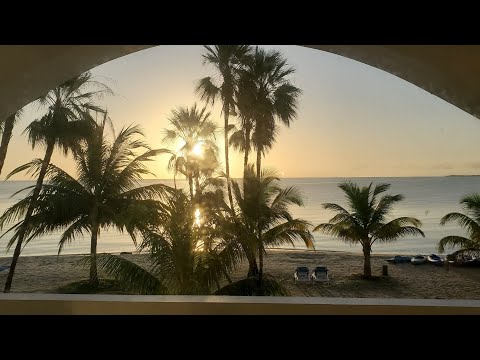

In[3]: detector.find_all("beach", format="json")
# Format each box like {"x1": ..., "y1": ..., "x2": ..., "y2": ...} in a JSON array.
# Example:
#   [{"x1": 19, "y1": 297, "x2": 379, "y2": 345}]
[{"x1": 1, "y1": 249, "x2": 479, "y2": 299}]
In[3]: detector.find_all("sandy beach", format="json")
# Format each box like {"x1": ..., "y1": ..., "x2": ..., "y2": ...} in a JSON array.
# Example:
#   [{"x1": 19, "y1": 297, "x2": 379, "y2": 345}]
[{"x1": 1, "y1": 249, "x2": 480, "y2": 299}]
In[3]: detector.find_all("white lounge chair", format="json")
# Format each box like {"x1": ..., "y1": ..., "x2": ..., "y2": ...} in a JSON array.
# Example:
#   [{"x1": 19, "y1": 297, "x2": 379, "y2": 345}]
[
  {"x1": 294, "y1": 266, "x2": 310, "y2": 284},
  {"x1": 311, "y1": 266, "x2": 329, "y2": 283}
]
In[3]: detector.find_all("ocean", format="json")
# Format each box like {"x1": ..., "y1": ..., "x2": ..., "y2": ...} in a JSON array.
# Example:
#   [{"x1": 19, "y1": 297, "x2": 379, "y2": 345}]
[{"x1": 0, "y1": 176, "x2": 478, "y2": 257}]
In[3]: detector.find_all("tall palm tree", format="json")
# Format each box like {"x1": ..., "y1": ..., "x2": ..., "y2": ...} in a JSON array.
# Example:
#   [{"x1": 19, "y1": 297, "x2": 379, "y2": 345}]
[
  {"x1": 162, "y1": 103, "x2": 218, "y2": 202},
  {"x1": 236, "y1": 47, "x2": 301, "y2": 179},
  {"x1": 437, "y1": 193, "x2": 480, "y2": 253},
  {"x1": 1, "y1": 72, "x2": 112, "y2": 292},
  {"x1": 229, "y1": 68, "x2": 257, "y2": 180},
  {"x1": 314, "y1": 181, "x2": 425, "y2": 278},
  {"x1": 196, "y1": 45, "x2": 252, "y2": 211},
  {"x1": 229, "y1": 165, "x2": 314, "y2": 284},
  {"x1": 0, "y1": 109, "x2": 23, "y2": 175},
  {"x1": 0, "y1": 123, "x2": 173, "y2": 286}
]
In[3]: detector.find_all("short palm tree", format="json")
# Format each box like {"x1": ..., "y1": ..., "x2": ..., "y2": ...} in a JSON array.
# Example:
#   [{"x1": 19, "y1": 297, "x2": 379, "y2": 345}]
[
  {"x1": 92, "y1": 190, "x2": 243, "y2": 295},
  {"x1": 162, "y1": 103, "x2": 218, "y2": 202},
  {"x1": 196, "y1": 45, "x2": 252, "y2": 210},
  {"x1": 314, "y1": 181, "x2": 424, "y2": 279},
  {"x1": 1, "y1": 72, "x2": 111, "y2": 292},
  {"x1": 0, "y1": 109, "x2": 23, "y2": 175},
  {"x1": 437, "y1": 193, "x2": 480, "y2": 253},
  {"x1": 229, "y1": 165, "x2": 314, "y2": 284},
  {"x1": 0, "y1": 122, "x2": 172, "y2": 286}
]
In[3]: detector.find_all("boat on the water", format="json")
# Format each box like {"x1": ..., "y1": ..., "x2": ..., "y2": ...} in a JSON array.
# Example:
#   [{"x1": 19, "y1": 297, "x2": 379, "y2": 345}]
[
  {"x1": 387, "y1": 255, "x2": 412, "y2": 264},
  {"x1": 411, "y1": 255, "x2": 427, "y2": 265},
  {"x1": 427, "y1": 254, "x2": 444, "y2": 266}
]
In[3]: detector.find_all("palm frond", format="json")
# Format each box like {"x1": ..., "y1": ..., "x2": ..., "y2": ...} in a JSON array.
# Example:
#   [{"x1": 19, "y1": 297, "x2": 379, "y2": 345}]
[
  {"x1": 58, "y1": 218, "x2": 90, "y2": 254},
  {"x1": 81, "y1": 253, "x2": 168, "y2": 295},
  {"x1": 195, "y1": 77, "x2": 220, "y2": 105},
  {"x1": 5, "y1": 159, "x2": 44, "y2": 180},
  {"x1": 440, "y1": 212, "x2": 480, "y2": 239},
  {"x1": 437, "y1": 236, "x2": 476, "y2": 253}
]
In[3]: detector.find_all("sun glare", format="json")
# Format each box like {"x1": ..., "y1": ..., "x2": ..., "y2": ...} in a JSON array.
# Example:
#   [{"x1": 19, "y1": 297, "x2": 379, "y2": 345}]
[
  {"x1": 192, "y1": 142, "x2": 204, "y2": 157},
  {"x1": 194, "y1": 208, "x2": 201, "y2": 227}
]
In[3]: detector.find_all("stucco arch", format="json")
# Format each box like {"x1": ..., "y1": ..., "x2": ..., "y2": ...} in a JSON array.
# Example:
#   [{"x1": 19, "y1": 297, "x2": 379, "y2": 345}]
[{"x1": 1, "y1": 45, "x2": 479, "y2": 120}]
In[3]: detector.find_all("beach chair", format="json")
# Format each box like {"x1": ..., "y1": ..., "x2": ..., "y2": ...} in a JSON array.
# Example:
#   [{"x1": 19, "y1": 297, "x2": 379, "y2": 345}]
[
  {"x1": 311, "y1": 266, "x2": 329, "y2": 283},
  {"x1": 294, "y1": 266, "x2": 310, "y2": 284}
]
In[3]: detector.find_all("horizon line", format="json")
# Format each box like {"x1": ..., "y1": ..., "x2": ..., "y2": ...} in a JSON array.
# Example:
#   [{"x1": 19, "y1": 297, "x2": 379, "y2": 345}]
[{"x1": 3, "y1": 174, "x2": 480, "y2": 182}]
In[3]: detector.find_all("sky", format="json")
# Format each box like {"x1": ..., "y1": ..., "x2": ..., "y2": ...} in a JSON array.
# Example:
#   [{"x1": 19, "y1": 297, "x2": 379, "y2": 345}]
[{"x1": 3, "y1": 45, "x2": 480, "y2": 180}]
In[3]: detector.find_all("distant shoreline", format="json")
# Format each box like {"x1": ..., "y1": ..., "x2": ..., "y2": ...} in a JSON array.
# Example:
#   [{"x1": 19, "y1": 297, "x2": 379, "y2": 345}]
[
  {"x1": 446, "y1": 175, "x2": 480, "y2": 177},
  {"x1": 0, "y1": 247, "x2": 432, "y2": 260}
]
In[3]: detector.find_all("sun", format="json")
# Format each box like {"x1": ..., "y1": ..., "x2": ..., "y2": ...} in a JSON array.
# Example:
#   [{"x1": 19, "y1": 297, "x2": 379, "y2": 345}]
[
  {"x1": 194, "y1": 208, "x2": 201, "y2": 227},
  {"x1": 192, "y1": 142, "x2": 204, "y2": 157}
]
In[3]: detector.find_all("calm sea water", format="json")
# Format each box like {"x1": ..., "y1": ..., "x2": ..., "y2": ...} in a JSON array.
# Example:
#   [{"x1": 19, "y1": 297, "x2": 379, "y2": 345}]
[{"x1": 0, "y1": 177, "x2": 478, "y2": 257}]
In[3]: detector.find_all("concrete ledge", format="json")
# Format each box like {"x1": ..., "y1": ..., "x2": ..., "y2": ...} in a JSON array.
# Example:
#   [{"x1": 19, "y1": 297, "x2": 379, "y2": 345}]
[{"x1": 0, "y1": 294, "x2": 479, "y2": 314}]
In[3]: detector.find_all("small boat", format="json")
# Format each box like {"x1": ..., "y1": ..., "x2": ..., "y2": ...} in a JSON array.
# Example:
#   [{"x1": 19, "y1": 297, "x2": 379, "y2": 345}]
[
  {"x1": 427, "y1": 254, "x2": 443, "y2": 266},
  {"x1": 387, "y1": 255, "x2": 412, "y2": 264},
  {"x1": 411, "y1": 255, "x2": 427, "y2": 265},
  {"x1": 462, "y1": 257, "x2": 480, "y2": 267}
]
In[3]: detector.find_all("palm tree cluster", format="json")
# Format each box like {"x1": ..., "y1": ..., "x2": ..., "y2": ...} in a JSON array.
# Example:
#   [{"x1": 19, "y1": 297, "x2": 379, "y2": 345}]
[{"x1": 0, "y1": 46, "x2": 314, "y2": 295}]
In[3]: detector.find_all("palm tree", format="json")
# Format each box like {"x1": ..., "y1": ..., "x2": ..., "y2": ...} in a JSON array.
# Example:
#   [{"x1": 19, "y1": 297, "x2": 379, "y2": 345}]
[
  {"x1": 0, "y1": 109, "x2": 23, "y2": 175},
  {"x1": 196, "y1": 45, "x2": 252, "y2": 211},
  {"x1": 229, "y1": 68, "x2": 256, "y2": 180},
  {"x1": 162, "y1": 103, "x2": 218, "y2": 202},
  {"x1": 229, "y1": 165, "x2": 314, "y2": 284},
  {"x1": 0, "y1": 122, "x2": 173, "y2": 286},
  {"x1": 1, "y1": 72, "x2": 112, "y2": 292},
  {"x1": 437, "y1": 193, "x2": 480, "y2": 253},
  {"x1": 314, "y1": 181, "x2": 425, "y2": 278},
  {"x1": 89, "y1": 190, "x2": 243, "y2": 295},
  {"x1": 235, "y1": 47, "x2": 301, "y2": 179}
]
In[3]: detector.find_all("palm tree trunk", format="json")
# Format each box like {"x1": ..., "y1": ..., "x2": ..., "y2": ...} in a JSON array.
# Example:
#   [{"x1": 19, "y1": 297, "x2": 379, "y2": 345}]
[
  {"x1": 89, "y1": 221, "x2": 100, "y2": 286},
  {"x1": 363, "y1": 243, "x2": 372, "y2": 278},
  {"x1": 247, "y1": 257, "x2": 259, "y2": 277},
  {"x1": 256, "y1": 150, "x2": 261, "y2": 179},
  {"x1": 194, "y1": 170, "x2": 201, "y2": 201},
  {"x1": 243, "y1": 149, "x2": 249, "y2": 179},
  {"x1": 243, "y1": 126, "x2": 251, "y2": 180},
  {"x1": 258, "y1": 224, "x2": 264, "y2": 291},
  {"x1": 4, "y1": 139, "x2": 55, "y2": 293},
  {"x1": 0, "y1": 114, "x2": 16, "y2": 175},
  {"x1": 258, "y1": 242, "x2": 264, "y2": 284},
  {"x1": 188, "y1": 173, "x2": 194, "y2": 201},
  {"x1": 224, "y1": 110, "x2": 235, "y2": 212}
]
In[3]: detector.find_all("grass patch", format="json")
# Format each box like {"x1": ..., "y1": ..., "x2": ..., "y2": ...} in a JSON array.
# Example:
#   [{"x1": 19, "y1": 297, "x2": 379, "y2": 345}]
[{"x1": 56, "y1": 278, "x2": 128, "y2": 294}]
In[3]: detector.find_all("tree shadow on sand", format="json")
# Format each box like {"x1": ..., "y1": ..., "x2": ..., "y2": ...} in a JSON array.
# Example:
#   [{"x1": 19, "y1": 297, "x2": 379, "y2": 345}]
[{"x1": 329, "y1": 274, "x2": 407, "y2": 296}]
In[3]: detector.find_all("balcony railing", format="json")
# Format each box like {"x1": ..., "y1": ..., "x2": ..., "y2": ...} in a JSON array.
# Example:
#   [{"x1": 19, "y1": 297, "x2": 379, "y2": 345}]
[{"x1": 1, "y1": 294, "x2": 479, "y2": 314}]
